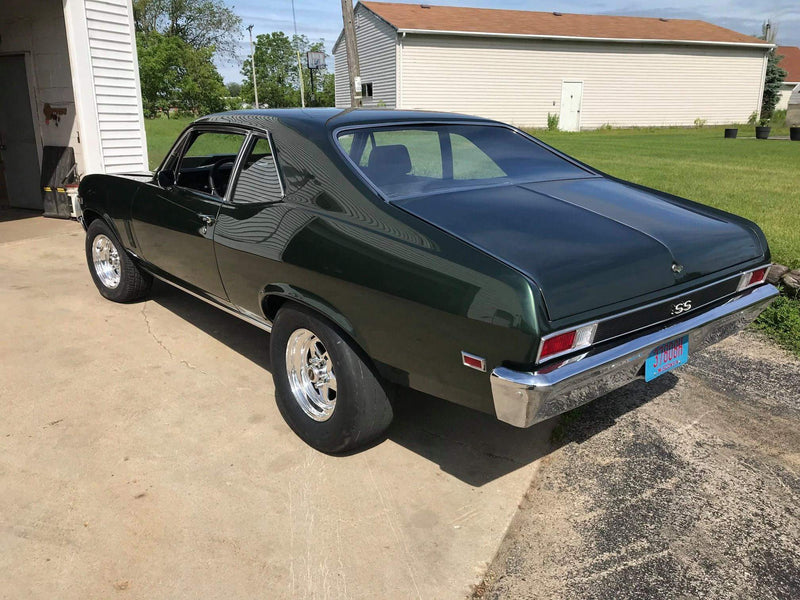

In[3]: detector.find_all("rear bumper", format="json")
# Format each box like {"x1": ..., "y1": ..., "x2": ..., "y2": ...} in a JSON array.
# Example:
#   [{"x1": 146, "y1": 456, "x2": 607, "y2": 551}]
[{"x1": 490, "y1": 283, "x2": 779, "y2": 427}]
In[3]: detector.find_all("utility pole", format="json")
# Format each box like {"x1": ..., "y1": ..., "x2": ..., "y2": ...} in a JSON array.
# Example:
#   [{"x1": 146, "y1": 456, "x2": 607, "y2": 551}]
[
  {"x1": 291, "y1": 0, "x2": 305, "y2": 107},
  {"x1": 247, "y1": 25, "x2": 259, "y2": 108},
  {"x1": 340, "y1": 0, "x2": 362, "y2": 107}
]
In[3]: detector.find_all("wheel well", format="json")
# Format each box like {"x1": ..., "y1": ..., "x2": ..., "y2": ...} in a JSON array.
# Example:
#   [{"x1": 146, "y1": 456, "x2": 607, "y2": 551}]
[
  {"x1": 263, "y1": 295, "x2": 393, "y2": 385},
  {"x1": 82, "y1": 209, "x2": 101, "y2": 227},
  {"x1": 262, "y1": 295, "x2": 288, "y2": 323}
]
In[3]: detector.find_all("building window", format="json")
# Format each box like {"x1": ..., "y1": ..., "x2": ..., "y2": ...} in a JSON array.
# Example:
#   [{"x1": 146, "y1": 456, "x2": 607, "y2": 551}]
[{"x1": 361, "y1": 82, "x2": 373, "y2": 98}]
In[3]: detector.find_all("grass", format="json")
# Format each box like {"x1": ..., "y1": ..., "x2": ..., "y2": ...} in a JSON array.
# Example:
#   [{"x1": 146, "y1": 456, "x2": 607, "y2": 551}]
[
  {"x1": 144, "y1": 118, "x2": 800, "y2": 355},
  {"x1": 146, "y1": 117, "x2": 194, "y2": 170},
  {"x1": 753, "y1": 294, "x2": 800, "y2": 356}
]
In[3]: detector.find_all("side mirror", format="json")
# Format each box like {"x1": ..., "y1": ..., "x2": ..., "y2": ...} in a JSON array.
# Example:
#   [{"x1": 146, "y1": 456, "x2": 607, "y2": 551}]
[{"x1": 157, "y1": 170, "x2": 175, "y2": 188}]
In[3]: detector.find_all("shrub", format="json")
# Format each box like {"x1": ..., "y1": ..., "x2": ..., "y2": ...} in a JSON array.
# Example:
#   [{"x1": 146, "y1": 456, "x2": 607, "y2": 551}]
[
  {"x1": 547, "y1": 113, "x2": 559, "y2": 131},
  {"x1": 694, "y1": 117, "x2": 707, "y2": 128},
  {"x1": 753, "y1": 295, "x2": 800, "y2": 356}
]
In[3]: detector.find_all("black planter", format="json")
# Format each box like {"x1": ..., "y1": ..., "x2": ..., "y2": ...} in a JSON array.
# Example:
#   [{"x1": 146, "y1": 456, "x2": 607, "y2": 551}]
[
  {"x1": 755, "y1": 126, "x2": 771, "y2": 139},
  {"x1": 791, "y1": 127, "x2": 800, "y2": 141},
  {"x1": 724, "y1": 128, "x2": 738, "y2": 139}
]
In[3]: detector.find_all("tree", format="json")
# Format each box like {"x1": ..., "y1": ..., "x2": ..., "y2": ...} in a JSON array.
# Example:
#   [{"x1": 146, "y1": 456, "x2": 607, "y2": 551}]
[
  {"x1": 133, "y1": 0, "x2": 241, "y2": 58},
  {"x1": 240, "y1": 32, "x2": 335, "y2": 108},
  {"x1": 137, "y1": 31, "x2": 227, "y2": 116},
  {"x1": 226, "y1": 82, "x2": 241, "y2": 97},
  {"x1": 757, "y1": 21, "x2": 787, "y2": 120},
  {"x1": 240, "y1": 32, "x2": 298, "y2": 108}
]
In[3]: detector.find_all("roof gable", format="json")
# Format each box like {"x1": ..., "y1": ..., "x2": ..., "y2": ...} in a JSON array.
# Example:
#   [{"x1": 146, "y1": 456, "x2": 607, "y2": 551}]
[
  {"x1": 777, "y1": 46, "x2": 800, "y2": 82},
  {"x1": 359, "y1": 1, "x2": 769, "y2": 47}
]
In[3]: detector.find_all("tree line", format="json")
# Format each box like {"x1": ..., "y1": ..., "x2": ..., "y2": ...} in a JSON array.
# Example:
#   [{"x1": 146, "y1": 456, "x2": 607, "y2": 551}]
[{"x1": 133, "y1": 0, "x2": 334, "y2": 117}]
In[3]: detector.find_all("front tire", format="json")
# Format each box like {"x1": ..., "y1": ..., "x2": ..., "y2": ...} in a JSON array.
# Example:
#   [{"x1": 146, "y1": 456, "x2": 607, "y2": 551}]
[
  {"x1": 270, "y1": 304, "x2": 393, "y2": 453},
  {"x1": 85, "y1": 219, "x2": 152, "y2": 302}
]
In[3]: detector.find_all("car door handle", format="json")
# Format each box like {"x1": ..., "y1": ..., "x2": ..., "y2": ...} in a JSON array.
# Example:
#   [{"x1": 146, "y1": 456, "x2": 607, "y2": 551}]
[{"x1": 198, "y1": 214, "x2": 215, "y2": 225}]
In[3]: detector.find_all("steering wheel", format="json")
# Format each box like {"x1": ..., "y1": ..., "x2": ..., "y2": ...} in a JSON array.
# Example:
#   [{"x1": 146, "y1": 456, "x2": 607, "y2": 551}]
[{"x1": 208, "y1": 158, "x2": 235, "y2": 197}]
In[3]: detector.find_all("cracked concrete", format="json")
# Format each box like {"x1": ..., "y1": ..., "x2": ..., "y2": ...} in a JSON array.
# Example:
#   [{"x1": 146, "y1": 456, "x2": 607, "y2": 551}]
[{"x1": 0, "y1": 215, "x2": 554, "y2": 599}]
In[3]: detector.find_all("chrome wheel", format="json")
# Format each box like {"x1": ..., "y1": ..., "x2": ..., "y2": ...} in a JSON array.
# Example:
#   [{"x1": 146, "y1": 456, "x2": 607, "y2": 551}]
[
  {"x1": 285, "y1": 328, "x2": 337, "y2": 422},
  {"x1": 92, "y1": 234, "x2": 121, "y2": 289}
]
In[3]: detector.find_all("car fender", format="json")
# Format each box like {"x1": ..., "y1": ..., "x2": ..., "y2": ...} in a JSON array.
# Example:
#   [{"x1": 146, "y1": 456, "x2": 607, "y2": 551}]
[{"x1": 259, "y1": 283, "x2": 359, "y2": 342}]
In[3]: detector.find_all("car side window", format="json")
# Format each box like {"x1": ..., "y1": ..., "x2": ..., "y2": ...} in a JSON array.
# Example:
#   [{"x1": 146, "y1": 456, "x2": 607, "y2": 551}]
[
  {"x1": 229, "y1": 136, "x2": 283, "y2": 204},
  {"x1": 176, "y1": 130, "x2": 246, "y2": 197}
]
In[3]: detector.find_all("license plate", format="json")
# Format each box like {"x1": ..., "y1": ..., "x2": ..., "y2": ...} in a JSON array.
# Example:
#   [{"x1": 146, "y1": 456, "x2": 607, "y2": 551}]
[{"x1": 645, "y1": 335, "x2": 689, "y2": 381}]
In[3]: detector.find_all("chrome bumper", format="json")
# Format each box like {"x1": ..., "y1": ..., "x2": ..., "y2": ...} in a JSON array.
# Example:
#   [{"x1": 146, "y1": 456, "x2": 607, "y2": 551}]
[{"x1": 490, "y1": 284, "x2": 779, "y2": 428}]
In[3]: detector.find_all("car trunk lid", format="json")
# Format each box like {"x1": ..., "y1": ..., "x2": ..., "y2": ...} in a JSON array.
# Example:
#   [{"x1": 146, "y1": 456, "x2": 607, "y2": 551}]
[{"x1": 395, "y1": 179, "x2": 763, "y2": 321}]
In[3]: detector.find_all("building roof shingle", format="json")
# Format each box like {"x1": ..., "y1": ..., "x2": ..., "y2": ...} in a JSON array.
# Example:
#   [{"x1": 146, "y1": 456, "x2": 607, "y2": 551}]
[
  {"x1": 360, "y1": 1, "x2": 769, "y2": 47},
  {"x1": 777, "y1": 46, "x2": 800, "y2": 83}
]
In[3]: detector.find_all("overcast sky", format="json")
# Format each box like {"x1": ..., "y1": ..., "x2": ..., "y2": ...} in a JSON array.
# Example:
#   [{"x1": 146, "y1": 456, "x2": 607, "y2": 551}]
[{"x1": 217, "y1": 0, "x2": 800, "y2": 83}]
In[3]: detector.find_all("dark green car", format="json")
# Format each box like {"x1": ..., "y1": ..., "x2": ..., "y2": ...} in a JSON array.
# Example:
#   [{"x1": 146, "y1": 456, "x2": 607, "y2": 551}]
[{"x1": 79, "y1": 109, "x2": 778, "y2": 452}]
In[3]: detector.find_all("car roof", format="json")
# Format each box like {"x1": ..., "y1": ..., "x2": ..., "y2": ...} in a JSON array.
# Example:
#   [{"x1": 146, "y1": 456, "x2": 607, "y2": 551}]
[{"x1": 195, "y1": 108, "x2": 496, "y2": 132}]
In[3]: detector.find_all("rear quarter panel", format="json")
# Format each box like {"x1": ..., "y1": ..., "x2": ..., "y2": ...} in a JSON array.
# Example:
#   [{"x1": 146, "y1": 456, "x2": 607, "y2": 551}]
[{"x1": 79, "y1": 173, "x2": 146, "y2": 252}]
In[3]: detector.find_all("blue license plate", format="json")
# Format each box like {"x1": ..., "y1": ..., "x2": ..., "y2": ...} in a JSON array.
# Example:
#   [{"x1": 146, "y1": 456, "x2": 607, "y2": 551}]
[{"x1": 645, "y1": 335, "x2": 689, "y2": 381}]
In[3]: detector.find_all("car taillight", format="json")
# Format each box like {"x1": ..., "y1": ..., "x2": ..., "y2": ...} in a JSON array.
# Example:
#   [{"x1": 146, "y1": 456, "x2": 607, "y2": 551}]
[
  {"x1": 538, "y1": 322, "x2": 598, "y2": 363},
  {"x1": 737, "y1": 266, "x2": 769, "y2": 291}
]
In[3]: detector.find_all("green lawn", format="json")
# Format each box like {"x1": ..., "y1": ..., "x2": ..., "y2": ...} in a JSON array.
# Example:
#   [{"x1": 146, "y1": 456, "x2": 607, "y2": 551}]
[{"x1": 146, "y1": 117, "x2": 194, "y2": 170}]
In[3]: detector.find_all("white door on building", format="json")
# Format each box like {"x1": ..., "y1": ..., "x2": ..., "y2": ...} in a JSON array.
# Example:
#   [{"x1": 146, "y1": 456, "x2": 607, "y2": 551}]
[
  {"x1": 0, "y1": 55, "x2": 41, "y2": 209},
  {"x1": 559, "y1": 81, "x2": 583, "y2": 132}
]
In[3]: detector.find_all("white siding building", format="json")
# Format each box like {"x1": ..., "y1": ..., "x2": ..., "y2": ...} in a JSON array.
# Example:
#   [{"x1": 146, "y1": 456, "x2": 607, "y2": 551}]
[
  {"x1": 776, "y1": 46, "x2": 800, "y2": 111},
  {"x1": 334, "y1": 2, "x2": 772, "y2": 130},
  {"x1": 0, "y1": 0, "x2": 147, "y2": 210}
]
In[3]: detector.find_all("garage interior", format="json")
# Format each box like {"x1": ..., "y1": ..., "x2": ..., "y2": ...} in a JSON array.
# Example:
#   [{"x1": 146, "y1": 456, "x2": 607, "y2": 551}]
[{"x1": 0, "y1": 0, "x2": 84, "y2": 213}]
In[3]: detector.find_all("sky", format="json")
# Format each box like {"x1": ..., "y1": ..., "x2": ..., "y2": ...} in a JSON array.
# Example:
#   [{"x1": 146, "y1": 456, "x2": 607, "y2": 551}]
[{"x1": 217, "y1": 0, "x2": 800, "y2": 83}]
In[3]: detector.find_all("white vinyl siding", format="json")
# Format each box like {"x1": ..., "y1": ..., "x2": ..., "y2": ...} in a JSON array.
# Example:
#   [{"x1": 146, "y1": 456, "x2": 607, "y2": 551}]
[
  {"x1": 84, "y1": 0, "x2": 147, "y2": 172},
  {"x1": 334, "y1": 6, "x2": 397, "y2": 108},
  {"x1": 776, "y1": 82, "x2": 799, "y2": 111},
  {"x1": 399, "y1": 35, "x2": 767, "y2": 128},
  {"x1": 334, "y1": 39, "x2": 350, "y2": 108}
]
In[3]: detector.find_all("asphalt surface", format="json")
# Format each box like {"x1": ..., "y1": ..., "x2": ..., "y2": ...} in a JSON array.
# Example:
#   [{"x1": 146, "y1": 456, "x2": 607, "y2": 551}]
[{"x1": 475, "y1": 331, "x2": 800, "y2": 600}]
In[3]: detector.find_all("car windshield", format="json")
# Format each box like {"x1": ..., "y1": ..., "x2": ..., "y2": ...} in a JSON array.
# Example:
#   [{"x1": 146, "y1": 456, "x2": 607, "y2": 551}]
[{"x1": 337, "y1": 124, "x2": 593, "y2": 199}]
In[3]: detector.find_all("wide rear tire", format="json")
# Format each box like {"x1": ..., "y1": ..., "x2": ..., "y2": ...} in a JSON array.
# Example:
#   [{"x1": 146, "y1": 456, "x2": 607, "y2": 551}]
[
  {"x1": 270, "y1": 304, "x2": 393, "y2": 453},
  {"x1": 85, "y1": 219, "x2": 152, "y2": 302}
]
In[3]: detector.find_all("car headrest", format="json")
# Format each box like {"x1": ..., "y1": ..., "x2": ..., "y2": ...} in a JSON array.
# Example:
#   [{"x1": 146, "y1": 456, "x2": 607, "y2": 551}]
[{"x1": 367, "y1": 145, "x2": 412, "y2": 180}]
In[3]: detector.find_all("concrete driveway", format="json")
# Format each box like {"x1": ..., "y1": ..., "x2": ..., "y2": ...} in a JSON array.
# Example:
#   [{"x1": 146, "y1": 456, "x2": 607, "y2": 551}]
[{"x1": 0, "y1": 213, "x2": 553, "y2": 599}]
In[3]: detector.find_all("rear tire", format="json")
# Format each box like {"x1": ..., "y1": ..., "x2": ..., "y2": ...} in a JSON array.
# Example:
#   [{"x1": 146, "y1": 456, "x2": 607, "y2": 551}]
[
  {"x1": 85, "y1": 219, "x2": 152, "y2": 302},
  {"x1": 270, "y1": 304, "x2": 393, "y2": 453}
]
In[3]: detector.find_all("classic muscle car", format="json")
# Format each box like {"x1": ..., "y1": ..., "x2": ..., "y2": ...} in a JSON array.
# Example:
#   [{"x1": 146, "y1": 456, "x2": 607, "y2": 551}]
[{"x1": 79, "y1": 109, "x2": 778, "y2": 452}]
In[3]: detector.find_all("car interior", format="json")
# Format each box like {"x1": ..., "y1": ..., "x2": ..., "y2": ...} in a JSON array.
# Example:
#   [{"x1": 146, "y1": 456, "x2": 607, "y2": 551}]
[{"x1": 173, "y1": 131, "x2": 246, "y2": 197}]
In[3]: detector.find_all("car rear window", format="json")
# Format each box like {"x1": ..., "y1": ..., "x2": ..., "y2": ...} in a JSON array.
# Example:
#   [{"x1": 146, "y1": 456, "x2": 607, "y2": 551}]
[{"x1": 336, "y1": 124, "x2": 591, "y2": 199}]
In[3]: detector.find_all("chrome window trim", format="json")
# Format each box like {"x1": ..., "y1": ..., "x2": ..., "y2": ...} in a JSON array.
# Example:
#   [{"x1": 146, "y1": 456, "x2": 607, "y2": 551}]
[
  {"x1": 535, "y1": 264, "x2": 771, "y2": 365},
  {"x1": 224, "y1": 130, "x2": 286, "y2": 203},
  {"x1": 158, "y1": 125, "x2": 252, "y2": 203}
]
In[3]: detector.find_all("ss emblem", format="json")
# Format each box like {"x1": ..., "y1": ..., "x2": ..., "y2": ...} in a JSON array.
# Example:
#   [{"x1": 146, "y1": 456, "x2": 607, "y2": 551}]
[{"x1": 671, "y1": 300, "x2": 692, "y2": 315}]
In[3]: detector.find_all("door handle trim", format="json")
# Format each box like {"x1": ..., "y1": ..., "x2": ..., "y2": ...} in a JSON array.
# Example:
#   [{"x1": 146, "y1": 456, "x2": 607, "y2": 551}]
[{"x1": 198, "y1": 214, "x2": 215, "y2": 225}]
